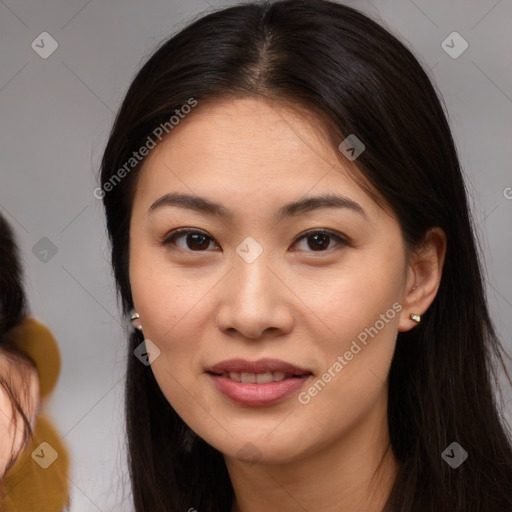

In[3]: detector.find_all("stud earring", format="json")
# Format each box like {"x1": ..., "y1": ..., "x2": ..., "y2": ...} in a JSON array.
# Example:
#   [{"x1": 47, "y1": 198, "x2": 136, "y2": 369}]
[
  {"x1": 410, "y1": 313, "x2": 421, "y2": 323},
  {"x1": 129, "y1": 309, "x2": 143, "y2": 331}
]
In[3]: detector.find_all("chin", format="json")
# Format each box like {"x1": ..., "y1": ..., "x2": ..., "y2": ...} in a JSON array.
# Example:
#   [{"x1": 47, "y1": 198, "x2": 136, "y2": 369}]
[{"x1": 200, "y1": 428, "x2": 309, "y2": 465}]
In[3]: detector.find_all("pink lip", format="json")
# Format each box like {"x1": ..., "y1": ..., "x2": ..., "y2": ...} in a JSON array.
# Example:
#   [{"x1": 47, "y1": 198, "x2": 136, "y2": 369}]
[
  {"x1": 206, "y1": 358, "x2": 311, "y2": 375},
  {"x1": 208, "y1": 374, "x2": 311, "y2": 406},
  {"x1": 206, "y1": 358, "x2": 313, "y2": 406}
]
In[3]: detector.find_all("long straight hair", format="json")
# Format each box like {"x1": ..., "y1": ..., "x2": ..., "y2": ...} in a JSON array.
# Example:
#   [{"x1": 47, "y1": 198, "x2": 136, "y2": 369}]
[{"x1": 99, "y1": 1, "x2": 512, "y2": 510}]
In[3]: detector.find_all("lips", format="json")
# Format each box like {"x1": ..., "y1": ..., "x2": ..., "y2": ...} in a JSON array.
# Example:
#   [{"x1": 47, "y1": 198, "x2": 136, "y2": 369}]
[
  {"x1": 206, "y1": 358, "x2": 313, "y2": 406},
  {"x1": 206, "y1": 358, "x2": 312, "y2": 376}
]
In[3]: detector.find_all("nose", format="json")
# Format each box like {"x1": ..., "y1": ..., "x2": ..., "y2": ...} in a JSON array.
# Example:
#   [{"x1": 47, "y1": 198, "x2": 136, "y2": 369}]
[{"x1": 214, "y1": 252, "x2": 294, "y2": 340}]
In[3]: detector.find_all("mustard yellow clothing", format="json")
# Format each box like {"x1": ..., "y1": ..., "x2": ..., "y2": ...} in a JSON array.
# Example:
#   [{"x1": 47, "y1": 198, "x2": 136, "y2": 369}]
[{"x1": 0, "y1": 318, "x2": 70, "y2": 511}]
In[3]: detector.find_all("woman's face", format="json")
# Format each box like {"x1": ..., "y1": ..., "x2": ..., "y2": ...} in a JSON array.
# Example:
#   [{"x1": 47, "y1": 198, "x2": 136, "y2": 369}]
[{"x1": 129, "y1": 96, "x2": 413, "y2": 464}]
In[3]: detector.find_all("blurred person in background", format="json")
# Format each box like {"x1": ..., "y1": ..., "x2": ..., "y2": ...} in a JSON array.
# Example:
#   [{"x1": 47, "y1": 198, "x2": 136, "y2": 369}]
[{"x1": 0, "y1": 212, "x2": 70, "y2": 511}]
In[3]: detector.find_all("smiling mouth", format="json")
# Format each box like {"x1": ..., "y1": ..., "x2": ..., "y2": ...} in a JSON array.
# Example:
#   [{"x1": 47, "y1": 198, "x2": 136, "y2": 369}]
[
  {"x1": 207, "y1": 370, "x2": 312, "y2": 406},
  {"x1": 205, "y1": 358, "x2": 313, "y2": 405},
  {"x1": 208, "y1": 370, "x2": 310, "y2": 384}
]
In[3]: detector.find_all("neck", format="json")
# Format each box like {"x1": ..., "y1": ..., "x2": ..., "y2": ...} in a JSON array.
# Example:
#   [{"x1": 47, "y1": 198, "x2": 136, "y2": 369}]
[{"x1": 226, "y1": 397, "x2": 399, "y2": 512}]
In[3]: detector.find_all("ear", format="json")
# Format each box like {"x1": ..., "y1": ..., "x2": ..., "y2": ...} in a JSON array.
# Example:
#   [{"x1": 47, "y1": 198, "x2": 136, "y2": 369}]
[{"x1": 398, "y1": 227, "x2": 447, "y2": 332}]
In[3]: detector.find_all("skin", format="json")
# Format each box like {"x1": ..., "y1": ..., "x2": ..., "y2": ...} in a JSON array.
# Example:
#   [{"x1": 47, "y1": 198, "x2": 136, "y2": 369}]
[{"x1": 129, "y1": 96, "x2": 446, "y2": 512}]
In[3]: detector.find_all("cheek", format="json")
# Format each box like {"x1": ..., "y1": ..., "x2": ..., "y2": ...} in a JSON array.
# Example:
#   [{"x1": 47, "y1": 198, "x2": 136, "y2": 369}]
[
  {"x1": 292, "y1": 256, "x2": 403, "y2": 410},
  {"x1": 133, "y1": 276, "x2": 206, "y2": 420},
  {"x1": 133, "y1": 273, "x2": 207, "y2": 367},
  {"x1": 130, "y1": 244, "x2": 213, "y2": 341},
  {"x1": 129, "y1": 250, "x2": 207, "y2": 398},
  {"x1": 295, "y1": 302, "x2": 400, "y2": 447},
  {"x1": 294, "y1": 252, "x2": 405, "y2": 351}
]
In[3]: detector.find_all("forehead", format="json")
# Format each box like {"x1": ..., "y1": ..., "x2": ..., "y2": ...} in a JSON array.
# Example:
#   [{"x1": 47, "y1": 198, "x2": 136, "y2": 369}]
[{"x1": 133, "y1": 96, "x2": 381, "y2": 219}]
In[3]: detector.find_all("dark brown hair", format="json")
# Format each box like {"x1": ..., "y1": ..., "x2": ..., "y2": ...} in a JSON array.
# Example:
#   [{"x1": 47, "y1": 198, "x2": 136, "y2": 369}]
[{"x1": 99, "y1": 1, "x2": 512, "y2": 510}]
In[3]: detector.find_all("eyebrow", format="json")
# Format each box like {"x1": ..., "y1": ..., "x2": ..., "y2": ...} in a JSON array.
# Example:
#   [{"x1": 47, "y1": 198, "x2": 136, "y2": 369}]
[{"x1": 148, "y1": 192, "x2": 366, "y2": 220}]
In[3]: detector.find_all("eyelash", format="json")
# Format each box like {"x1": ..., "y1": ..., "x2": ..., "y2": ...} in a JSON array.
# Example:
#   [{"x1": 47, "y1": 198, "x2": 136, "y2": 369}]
[{"x1": 160, "y1": 228, "x2": 351, "y2": 253}]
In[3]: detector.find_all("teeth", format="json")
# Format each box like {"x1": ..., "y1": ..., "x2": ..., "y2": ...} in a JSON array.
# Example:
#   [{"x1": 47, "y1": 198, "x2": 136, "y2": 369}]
[
  {"x1": 222, "y1": 371, "x2": 294, "y2": 383},
  {"x1": 272, "y1": 371, "x2": 286, "y2": 382},
  {"x1": 228, "y1": 372, "x2": 241, "y2": 382},
  {"x1": 240, "y1": 372, "x2": 257, "y2": 383},
  {"x1": 256, "y1": 372, "x2": 273, "y2": 384}
]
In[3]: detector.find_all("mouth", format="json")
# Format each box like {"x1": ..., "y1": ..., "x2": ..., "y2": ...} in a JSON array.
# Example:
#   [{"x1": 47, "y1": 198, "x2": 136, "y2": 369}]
[
  {"x1": 205, "y1": 358, "x2": 313, "y2": 406},
  {"x1": 206, "y1": 357, "x2": 312, "y2": 377},
  {"x1": 207, "y1": 370, "x2": 309, "y2": 384}
]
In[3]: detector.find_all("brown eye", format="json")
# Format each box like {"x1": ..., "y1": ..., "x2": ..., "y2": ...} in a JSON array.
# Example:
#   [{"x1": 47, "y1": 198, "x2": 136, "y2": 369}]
[
  {"x1": 184, "y1": 233, "x2": 211, "y2": 250},
  {"x1": 306, "y1": 233, "x2": 331, "y2": 251},
  {"x1": 292, "y1": 230, "x2": 349, "y2": 252},
  {"x1": 161, "y1": 229, "x2": 217, "y2": 251}
]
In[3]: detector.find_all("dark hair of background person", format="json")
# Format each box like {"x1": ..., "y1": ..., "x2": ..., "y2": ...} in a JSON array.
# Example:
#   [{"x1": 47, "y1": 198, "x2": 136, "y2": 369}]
[
  {"x1": 99, "y1": 0, "x2": 512, "y2": 510},
  {"x1": 0, "y1": 214, "x2": 34, "y2": 477}
]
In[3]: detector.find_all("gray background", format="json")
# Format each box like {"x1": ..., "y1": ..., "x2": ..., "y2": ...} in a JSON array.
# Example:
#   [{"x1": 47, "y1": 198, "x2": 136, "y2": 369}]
[{"x1": 1, "y1": 0, "x2": 511, "y2": 510}]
